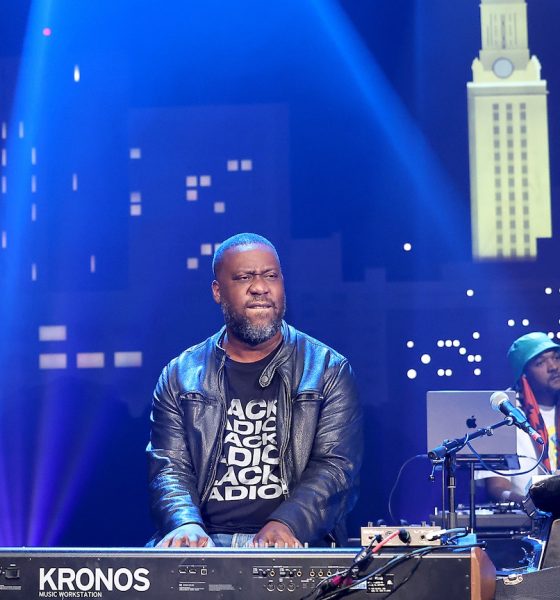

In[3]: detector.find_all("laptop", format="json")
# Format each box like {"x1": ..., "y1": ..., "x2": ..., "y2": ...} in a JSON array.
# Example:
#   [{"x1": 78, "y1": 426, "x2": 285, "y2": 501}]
[{"x1": 426, "y1": 390, "x2": 520, "y2": 469}]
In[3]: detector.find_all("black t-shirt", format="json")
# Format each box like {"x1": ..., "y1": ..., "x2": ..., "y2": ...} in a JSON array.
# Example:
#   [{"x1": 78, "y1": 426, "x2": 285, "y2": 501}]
[{"x1": 202, "y1": 347, "x2": 284, "y2": 533}]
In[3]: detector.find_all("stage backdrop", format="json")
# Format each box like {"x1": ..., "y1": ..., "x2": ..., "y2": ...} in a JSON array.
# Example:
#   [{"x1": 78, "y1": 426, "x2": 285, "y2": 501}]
[{"x1": 0, "y1": 0, "x2": 559, "y2": 545}]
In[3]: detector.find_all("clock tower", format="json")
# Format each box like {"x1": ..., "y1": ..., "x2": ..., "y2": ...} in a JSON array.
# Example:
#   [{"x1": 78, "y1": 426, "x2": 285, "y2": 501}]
[{"x1": 467, "y1": 0, "x2": 551, "y2": 259}]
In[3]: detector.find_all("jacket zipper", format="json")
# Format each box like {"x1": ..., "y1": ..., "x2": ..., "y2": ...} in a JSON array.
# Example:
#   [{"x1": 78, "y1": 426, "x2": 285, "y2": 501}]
[
  {"x1": 278, "y1": 371, "x2": 292, "y2": 499},
  {"x1": 200, "y1": 354, "x2": 227, "y2": 504}
]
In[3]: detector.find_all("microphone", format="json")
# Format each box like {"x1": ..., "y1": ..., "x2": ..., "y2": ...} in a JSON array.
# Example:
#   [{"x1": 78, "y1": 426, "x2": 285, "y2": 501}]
[{"x1": 490, "y1": 391, "x2": 544, "y2": 445}]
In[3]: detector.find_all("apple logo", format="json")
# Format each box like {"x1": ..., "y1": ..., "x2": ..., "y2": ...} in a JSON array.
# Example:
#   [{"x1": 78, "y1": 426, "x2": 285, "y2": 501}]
[{"x1": 466, "y1": 415, "x2": 477, "y2": 429}]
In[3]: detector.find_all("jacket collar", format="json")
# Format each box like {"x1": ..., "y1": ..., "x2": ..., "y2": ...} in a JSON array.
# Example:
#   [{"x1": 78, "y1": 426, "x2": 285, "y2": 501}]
[{"x1": 213, "y1": 321, "x2": 296, "y2": 387}]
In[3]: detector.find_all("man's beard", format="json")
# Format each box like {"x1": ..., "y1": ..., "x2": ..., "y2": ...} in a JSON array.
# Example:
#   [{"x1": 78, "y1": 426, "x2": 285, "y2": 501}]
[{"x1": 221, "y1": 298, "x2": 286, "y2": 346}]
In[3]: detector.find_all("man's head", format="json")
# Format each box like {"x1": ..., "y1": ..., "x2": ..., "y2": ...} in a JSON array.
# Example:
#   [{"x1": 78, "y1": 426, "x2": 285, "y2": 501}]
[
  {"x1": 211, "y1": 233, "x2": 286, "y2": 347},
  {"x1": 508, "y1": 332, "x2": 560, "y2": 396}
]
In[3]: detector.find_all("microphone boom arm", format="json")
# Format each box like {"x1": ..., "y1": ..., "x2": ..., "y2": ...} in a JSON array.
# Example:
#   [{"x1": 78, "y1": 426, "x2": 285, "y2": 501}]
[{"x1": 428, "y1": 417, "x2": 513, "y2": 461}]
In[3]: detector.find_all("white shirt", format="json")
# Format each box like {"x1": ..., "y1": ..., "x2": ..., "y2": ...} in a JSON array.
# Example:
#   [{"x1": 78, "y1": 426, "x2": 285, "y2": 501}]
[{"x1": 476, "y1": 405, "x2": 556, "y2": 497}]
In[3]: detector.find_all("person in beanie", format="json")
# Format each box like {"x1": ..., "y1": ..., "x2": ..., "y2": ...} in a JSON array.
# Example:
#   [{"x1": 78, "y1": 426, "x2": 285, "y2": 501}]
[{"x1": 484, "y1": 332, "x2": 560, "y2": 504}]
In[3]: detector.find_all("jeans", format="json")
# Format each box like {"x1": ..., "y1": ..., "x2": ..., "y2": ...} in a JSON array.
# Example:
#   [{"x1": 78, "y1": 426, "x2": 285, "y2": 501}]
[{"x1": 210, "y1": 533, "x2": 256, "y2": 547}]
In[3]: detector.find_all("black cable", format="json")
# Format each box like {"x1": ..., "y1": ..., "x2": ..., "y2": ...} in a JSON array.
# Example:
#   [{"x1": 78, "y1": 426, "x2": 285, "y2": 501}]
[
  {"x1": 387, "y1": 454, "x2": 427, "y2": 523},
  {"x1": 317, "y1": 546, "x2": 437, "y2": 600},
  {"x1": 465, "y1": 439, "x2": 547, "y2": 477},
  {"x1": 316, "y1": 543, "x2": 485, "y2": 600}
]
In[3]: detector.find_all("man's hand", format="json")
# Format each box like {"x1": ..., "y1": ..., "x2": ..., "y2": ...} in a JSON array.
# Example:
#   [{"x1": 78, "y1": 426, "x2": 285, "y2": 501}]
[
  {"x1": 253, "y1": 521, "x2": 302, "y2": 548},
  {"x1": 156, "y1": 523, "x2": 215, "y2": 548}
]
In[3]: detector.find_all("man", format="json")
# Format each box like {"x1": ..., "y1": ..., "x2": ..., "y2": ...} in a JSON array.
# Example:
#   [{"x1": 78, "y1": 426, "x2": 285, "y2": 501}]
[
  {"x1": 484, "y1": 332, "x2": 560, "y2": 504},
  {"x1": 147, "y1": 233, "x2": 362, "y2": 548}
]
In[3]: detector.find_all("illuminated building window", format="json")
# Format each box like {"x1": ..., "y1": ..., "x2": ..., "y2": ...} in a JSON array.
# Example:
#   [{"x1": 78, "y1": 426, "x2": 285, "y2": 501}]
[
  {"x1": 40, "y1": 354, "x2": 67, "y2": 369},
  {"x1": 77, "y1": 353, "x2": 105, "y2": 369},
  {"x1": 114, "y1": 352, "x2": 143, "y2": 368},
  {"x1": 39, "y1": 325, "x2": 67, "y2": 341}
]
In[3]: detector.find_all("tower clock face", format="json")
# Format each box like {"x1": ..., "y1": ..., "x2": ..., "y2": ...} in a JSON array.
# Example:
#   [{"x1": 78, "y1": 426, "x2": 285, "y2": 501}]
[{"x1": 492, "y1": 57, "x2": 514, "y2": 78}]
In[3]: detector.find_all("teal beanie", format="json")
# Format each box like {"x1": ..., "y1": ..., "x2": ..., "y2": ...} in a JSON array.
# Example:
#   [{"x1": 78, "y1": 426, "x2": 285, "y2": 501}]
[{"x1": 507, "y1": 332, "x2": 560, "y2": 383}]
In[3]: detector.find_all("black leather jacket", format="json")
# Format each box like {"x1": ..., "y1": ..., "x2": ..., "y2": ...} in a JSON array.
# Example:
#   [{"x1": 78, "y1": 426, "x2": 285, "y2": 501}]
[{"x1": 147, "y1": 321, "x2": 362, "y2": 545}]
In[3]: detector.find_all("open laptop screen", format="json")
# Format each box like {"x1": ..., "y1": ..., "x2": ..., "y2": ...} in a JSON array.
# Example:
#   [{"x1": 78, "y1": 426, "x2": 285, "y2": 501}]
[{"x1": 426, "y1": 390, "x2": 520, "y2": 469}]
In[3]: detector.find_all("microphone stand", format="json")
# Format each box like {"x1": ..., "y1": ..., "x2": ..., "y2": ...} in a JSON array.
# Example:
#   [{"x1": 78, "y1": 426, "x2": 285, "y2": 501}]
[{"x1": 428, "y1": 417, "x2": 513, "y2": 531}]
